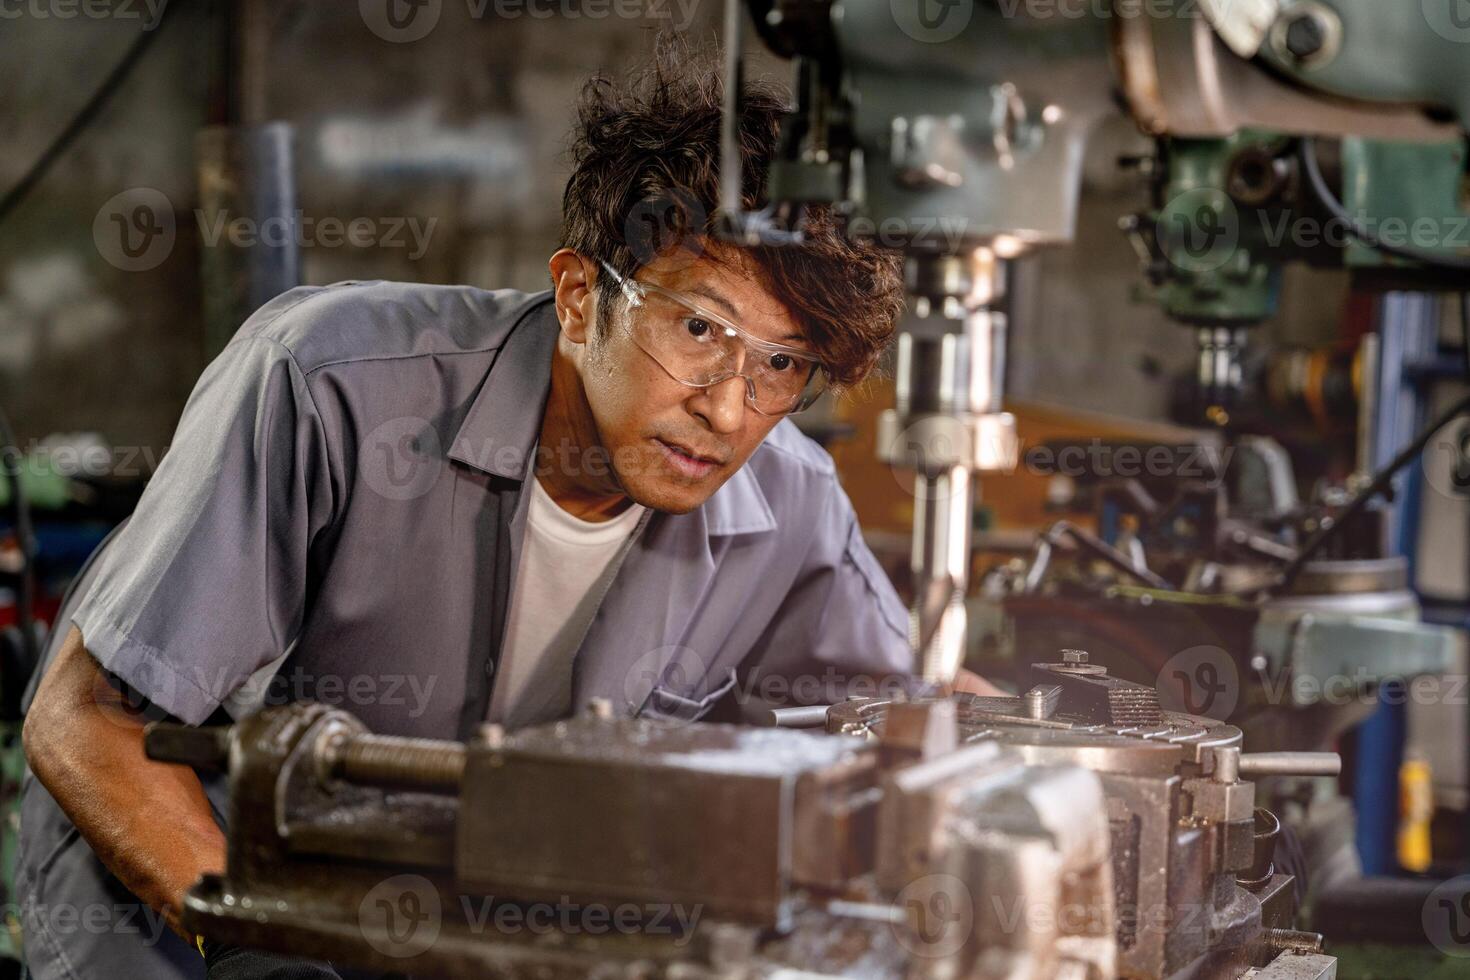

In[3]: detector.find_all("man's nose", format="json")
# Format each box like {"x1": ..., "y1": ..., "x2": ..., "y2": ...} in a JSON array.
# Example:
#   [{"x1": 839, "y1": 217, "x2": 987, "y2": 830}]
[{"x1": 690, "y1": 375, "x2": 748, "y2": 434}]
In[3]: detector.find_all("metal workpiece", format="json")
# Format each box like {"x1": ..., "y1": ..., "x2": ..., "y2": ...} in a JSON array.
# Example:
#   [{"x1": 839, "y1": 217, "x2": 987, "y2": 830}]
[
  {"x1": 1243, "y1": 951, "x2": 1338, "y2": 979},
  {"x1": 1021, "y1": 683, "x2": 1061, "y2": 720},
  {"x1": 1031, "y1": 652, "x2": 1165, "y2": 727}
]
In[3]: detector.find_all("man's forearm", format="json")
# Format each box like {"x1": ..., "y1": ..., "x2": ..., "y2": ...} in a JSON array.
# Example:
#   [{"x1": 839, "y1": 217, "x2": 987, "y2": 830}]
[{"x1": 23, "y1": 625, "x2": 227, "y2": 940}]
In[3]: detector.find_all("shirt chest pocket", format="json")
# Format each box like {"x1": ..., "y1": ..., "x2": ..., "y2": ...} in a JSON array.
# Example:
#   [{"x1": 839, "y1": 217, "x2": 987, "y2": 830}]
[{"x1": 639, "y1": 667, "x2": 739, "y2": 723}]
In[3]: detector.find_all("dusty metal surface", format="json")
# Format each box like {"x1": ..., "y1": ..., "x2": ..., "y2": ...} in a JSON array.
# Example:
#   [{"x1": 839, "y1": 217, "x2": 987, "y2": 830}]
[{"x1": 456, "y1": 719, "x2": 872, "y2": 926}]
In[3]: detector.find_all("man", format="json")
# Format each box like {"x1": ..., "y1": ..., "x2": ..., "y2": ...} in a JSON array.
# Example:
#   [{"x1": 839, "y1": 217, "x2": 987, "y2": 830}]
[{"x1": 19, "y1": 47, "x2": 993, "y2": 980}]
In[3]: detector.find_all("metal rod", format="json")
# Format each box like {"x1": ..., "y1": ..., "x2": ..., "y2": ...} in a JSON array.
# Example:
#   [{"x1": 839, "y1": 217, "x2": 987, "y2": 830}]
[
  {"x1": 323, "y1": 734, "x2": 467, "y2": 792},
  {"x1": 1263, "y1": 929, "x2": 1325, "y2": 954},
  {"x1": 1238, "y1": 752, "x2": 1342, "y2": 778},
  {"x1": 1028, "y1": 520, "x2": 1173, "y2": 593},
  {"x1": 757, "y1": 705, "x2": 833, "y2": 728},
  {"x1": 719, "y1": 0, "x2": 745, "y2": 223}
]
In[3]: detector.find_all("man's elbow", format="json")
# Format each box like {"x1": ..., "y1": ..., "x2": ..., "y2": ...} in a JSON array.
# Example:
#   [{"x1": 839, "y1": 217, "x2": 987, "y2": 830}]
[
  {"x1": 22, "y1": 688, "x2": 62, "y2": 784},
  {"x1": 23, "y1": 625, "x2": 91, "y2": 785}
]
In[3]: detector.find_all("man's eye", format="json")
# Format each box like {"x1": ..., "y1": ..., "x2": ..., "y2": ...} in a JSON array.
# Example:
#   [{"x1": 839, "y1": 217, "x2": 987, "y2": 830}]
[
  {"x1": 685, "y1": 317, "x2": 711, "y2": 339},
  {"x1": 769, "y1": 353, "x2": 794, "y2": 371}
]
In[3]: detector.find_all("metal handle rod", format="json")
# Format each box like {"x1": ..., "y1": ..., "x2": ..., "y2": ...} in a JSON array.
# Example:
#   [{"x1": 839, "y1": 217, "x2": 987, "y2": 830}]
[
  {"x1": 1239, "y1": 752, "x2": 1342, "y2": 778},
  {"x1": 757, "y1": 705, "x2": 833, "y2": 728}
]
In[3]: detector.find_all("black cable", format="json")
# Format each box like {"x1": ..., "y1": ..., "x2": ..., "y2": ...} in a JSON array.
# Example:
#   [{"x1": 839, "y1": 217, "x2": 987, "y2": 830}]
[
  {"x1": 0, "y1": 405, "x2": 37, "y2": 686},
  {"x1": 1272, "y1": 390, "x2": 1470, "y2": 595},
  {"x1": 1297, "y1": 137, "x2": 1470, "y2": 273},
  {"x1": 0, "y1": 5, "x2": 174, "y2": 231}
]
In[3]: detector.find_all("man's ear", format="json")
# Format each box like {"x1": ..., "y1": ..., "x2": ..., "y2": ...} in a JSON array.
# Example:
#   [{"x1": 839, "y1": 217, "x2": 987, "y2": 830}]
[{"x1": 548, "y1": 249, "x2": 596, "y2": 345}]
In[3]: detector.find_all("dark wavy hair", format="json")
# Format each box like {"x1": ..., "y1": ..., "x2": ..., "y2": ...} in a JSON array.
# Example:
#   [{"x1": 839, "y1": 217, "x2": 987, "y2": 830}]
[{"x1": 557, "y1": 38, "x2": 904, "y2": 389}]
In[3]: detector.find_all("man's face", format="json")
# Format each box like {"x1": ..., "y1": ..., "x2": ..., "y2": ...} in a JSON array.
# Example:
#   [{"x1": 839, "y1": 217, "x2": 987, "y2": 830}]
[{"x1": 577, "y1": 250, "x2": 810, "y2": 514}]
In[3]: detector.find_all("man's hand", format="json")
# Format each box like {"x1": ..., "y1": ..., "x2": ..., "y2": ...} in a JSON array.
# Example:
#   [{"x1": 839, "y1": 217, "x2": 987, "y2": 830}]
[{"x1": 952, "y1": 668, "x2": 1007, "y2": 698}]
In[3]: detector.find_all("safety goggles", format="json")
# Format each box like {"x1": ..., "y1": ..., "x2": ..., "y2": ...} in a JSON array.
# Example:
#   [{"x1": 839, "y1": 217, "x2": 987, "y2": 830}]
[{"x1": 599, "y1": 261, "x2": 829, "y2": 417}]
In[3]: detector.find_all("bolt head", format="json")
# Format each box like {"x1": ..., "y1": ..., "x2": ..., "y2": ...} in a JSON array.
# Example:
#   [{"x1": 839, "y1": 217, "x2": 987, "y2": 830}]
[
  {"x1": 1061, "y1": 649, "x2": 1089, "y2": 665},
  {"x1": 1284, "y1": 13, "x2": 1327, "y2": 59}
]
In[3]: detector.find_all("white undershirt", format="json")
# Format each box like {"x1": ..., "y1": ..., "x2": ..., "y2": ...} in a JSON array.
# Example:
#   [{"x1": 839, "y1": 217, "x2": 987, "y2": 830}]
[{"x1": 487, "y1": 474, "x2": 646, "y2": 729}]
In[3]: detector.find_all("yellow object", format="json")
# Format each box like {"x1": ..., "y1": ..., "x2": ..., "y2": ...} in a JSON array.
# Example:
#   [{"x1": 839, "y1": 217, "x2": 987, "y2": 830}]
[{"x1": 1398, "y1": 755, "x2": 1434, "y2": 873}]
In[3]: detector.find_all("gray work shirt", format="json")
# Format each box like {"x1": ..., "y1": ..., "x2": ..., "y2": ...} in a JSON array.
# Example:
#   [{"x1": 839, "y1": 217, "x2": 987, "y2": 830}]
[{"x1": 17, "y1": 281, "x2": 911, "y2": 979}]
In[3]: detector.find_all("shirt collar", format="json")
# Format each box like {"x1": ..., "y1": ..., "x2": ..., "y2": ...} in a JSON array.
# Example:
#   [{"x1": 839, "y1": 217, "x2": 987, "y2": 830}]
[
  {"x1": 448, "y1": 289, "x2": 776, "y2": 536},
  {"x1": 700, "y1": 463, "x2": 776, "y2": 535},
  {"x1": 448, "y1": 293, "x2": 559, "y2": 480}
]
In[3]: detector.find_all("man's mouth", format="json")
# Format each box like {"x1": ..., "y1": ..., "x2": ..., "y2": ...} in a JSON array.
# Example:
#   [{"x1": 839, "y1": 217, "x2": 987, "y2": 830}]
[{"x1": 653, "y1": 438, "x2": 723, "y2": 479}]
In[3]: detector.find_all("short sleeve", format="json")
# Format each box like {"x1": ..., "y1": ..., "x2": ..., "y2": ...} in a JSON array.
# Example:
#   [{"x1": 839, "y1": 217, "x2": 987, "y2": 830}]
[
  {"x1": 740, "y1": 479, "x2": 913, "y2": 704},
  {"x1": 71, "y1": 335, "x2": 335, "y2": 725}
]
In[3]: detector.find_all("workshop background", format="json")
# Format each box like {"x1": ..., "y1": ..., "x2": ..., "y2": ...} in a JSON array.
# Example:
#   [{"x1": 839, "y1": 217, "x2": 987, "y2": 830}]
[{"x1": 3, "y1": 2, "x2": 1470, "y2": 979}]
